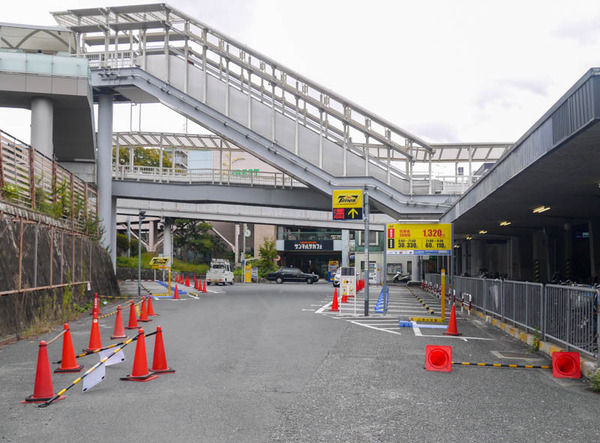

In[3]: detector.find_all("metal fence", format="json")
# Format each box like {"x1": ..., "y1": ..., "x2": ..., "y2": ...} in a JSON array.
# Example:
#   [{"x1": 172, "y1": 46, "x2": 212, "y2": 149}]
[
  {"x1": 545, "y1": 284, "x2": 598, "y2": 357},
  {"x1": 0, "y1": 130, "x2": 98, "y2": 236},
  {"x1": 424, "y1": 274, "x2": 599, "y2": 360}
]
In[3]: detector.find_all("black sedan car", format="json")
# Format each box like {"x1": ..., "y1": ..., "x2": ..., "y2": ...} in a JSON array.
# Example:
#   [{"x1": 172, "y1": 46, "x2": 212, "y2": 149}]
[{"x1": 266, "y1": 267, "x2": 319, "y2": 284}]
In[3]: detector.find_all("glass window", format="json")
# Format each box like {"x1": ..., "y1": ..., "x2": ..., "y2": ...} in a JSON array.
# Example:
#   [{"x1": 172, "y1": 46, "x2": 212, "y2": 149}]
[{"x1": 357, "y1": 231, "x2": 379, "y2": 246}]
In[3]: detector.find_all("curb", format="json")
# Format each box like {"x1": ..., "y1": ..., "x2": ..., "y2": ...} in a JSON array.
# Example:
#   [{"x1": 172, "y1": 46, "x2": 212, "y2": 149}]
[{"x1": 472, "y1": 309, "x2": 598, "y2": 378}]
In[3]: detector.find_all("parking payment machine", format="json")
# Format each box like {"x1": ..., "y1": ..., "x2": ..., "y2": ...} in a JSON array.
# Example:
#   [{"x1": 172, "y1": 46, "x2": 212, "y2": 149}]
[{"x1": 340, "y1": 266, "x2": 356, "y2": 297}]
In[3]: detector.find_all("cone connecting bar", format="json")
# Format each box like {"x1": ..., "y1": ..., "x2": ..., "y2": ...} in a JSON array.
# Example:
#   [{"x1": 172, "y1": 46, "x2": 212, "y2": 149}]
[
  {"x1": 46, "y1": 328, "x2": 67, "y2": 346},
  {"x1": 52, "y1": 331, "x2": 157, "y2": 365},
  {"x1": 98, "y1": 299, "x2": 143, "y2": 320},
  {"x1": 452, "y1": 361, "x2": 550, "y2": 369},
  {"x1": 39, "y1": 332, "x2": 142, "y2": 408}
]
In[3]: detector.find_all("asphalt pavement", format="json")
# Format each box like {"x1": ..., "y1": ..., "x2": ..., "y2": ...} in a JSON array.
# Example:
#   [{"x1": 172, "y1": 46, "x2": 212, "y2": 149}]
[{"x1": 1, "y1": 281, "x2": 599, "y2": 442}]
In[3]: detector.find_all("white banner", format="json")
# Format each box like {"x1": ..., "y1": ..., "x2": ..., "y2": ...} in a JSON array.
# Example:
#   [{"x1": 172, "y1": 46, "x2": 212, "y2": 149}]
[
  {"x1": 99, "y1": 349, "x2": 126, "y2": 367},
  {"x1": 82, "y1": 364, "x2": 106, "y2": 393}
]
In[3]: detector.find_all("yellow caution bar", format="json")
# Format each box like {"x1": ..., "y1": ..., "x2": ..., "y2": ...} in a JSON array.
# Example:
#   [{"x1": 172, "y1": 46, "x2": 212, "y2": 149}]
[{"x1": 409, "y1": 317, "x2": 445, "y2": 323}]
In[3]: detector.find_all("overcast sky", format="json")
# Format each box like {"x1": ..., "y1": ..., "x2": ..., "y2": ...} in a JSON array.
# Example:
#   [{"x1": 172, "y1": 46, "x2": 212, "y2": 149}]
[{"x1": 3, "y1": 0, "x2": 600, "y2": 145}]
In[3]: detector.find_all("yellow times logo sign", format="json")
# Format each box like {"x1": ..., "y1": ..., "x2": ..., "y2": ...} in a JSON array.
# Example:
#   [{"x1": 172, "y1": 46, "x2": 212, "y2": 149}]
[
  {"x1": 332, "y1": 189, "x2": 363, "y2": 220},
  {"x1": 149, "y1": 257, "x2": 170, "y2": 268},
  {"x1": 333, "y1": 190, "x2": 363, "y2": 208}
]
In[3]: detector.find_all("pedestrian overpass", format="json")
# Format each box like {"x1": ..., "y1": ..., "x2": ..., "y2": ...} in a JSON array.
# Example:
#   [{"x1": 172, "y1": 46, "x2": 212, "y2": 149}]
[{"x1": 0, "y1": 4, "x2": 510, "y2": 266}]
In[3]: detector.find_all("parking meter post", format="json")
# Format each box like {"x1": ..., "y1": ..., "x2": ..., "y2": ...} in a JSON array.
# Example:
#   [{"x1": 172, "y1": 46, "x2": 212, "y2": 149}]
[
  {"x1": 441, "y1": 268, "x2": 446, "y2": 321},
  {"x1": 364, "y1": 191, "x2": 370, "y2": 317}
]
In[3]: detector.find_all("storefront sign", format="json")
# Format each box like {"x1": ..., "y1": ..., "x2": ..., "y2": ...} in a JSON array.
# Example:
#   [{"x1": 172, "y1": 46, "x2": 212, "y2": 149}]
[{"x1": 283, "y1": 240, "x2": 334, "y2": 251}]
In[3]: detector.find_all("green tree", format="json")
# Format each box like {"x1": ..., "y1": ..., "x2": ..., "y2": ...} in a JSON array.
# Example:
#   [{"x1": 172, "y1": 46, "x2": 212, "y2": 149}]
[
  {"x1": 114, "y1": 147, "x2": 173, "y2": 167},
  {"x1": 173, "y1": 220, "x2": 225, "y2": 262},
  {"x1": 257, "y1": 238, "x2": 278, "y2": 277}
]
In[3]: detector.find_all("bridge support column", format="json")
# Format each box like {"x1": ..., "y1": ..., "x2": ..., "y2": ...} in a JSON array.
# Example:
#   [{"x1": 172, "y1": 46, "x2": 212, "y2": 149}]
[
  {"x1": 111, "y1": 197, "x2": 117, "y2": 271},
  {"x1": 98, "y1": 93, "x2": 114, "y2": 265},
  {"x1": 30, "y1": 97, "x2": 53, "y2": 158},
  {"x1": 342, "y1": 230, "x2": 349, "y2": 267}
]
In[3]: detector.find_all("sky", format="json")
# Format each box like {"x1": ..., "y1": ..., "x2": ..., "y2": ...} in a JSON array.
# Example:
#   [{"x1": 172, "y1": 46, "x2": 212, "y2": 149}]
[{"x1": 3, "y1": 0, "x2": 600, "y2": 146}]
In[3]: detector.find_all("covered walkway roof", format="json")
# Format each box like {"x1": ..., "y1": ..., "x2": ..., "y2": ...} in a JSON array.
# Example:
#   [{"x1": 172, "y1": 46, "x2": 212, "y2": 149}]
[{"x1": 442, "y1": 68, "x2": 600, "y2": 239}]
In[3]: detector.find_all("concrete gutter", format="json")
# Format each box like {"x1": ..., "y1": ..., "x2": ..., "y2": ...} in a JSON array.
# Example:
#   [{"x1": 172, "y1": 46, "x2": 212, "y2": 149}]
[{"x1": 470, "y1": 308, "x2": 599, "y2": 378}]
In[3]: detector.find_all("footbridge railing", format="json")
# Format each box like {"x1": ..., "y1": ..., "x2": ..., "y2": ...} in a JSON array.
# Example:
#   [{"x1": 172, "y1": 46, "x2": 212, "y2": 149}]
[
  {"x1": 0, "y1": 130, "x2": 98, "y2": 235},
  {"x1": 112, "y1": 164, "x2": 305, "y2": 188}
]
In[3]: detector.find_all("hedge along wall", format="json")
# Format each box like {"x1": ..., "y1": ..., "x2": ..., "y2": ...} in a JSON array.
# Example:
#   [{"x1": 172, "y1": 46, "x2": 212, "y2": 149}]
[{"x1": 0, "y1": 213, "x2": 119, "y2": 339}]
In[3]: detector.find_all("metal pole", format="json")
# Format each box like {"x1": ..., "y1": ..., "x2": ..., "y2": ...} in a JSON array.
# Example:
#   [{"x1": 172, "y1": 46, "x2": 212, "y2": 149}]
[
  {"x1": 138, "y1": 210, "x2": 145, "y2": 298},
  {"x1": 127, "y1": 216, "x2": 131, "y2": 258},
  {"x1": 383, "y1": 233, "x2": 387, "y2": 287},
  {"x1": 364, "y1": 191, "x2": 370, "y2": 316}
]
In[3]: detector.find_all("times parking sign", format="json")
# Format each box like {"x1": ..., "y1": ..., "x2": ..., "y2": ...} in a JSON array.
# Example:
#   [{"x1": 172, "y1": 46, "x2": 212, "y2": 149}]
[{"x1": 332, "y1": 189, "x2": 364, "y2": 220}]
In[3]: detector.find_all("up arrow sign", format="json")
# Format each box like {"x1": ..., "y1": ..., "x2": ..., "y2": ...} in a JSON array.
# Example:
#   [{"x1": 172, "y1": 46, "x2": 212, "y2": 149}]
[{"x1": 348, "y1": 208, "x2": 359, "y2": 219}]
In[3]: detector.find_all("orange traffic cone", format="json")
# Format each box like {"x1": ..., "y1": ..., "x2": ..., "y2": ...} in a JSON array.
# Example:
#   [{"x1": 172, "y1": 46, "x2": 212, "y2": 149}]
[
  {"x1": 139, "y1": 296, "x2": 151, "y2": 322},
  {"x1": 341, "y1": 290, "x2": 348, "y2": 303},
  {"x1": 23, "y1": 341, "x2": 65, "y2": 403},
  {"x1": 425, "y1": 345, "x2": 453, "y2": 372},
  {"x1": 202, "y1": 280, "x2": 207, "y2": 293},
  {"x1": 151, "y1": 326, "x2": 175, "y2": 374},
  {"x1": 173, "y1": 285, "x2": 180, "y2": 299},
  {"x1": 120, "y1": 328, "x2": 158, "y2": 382},
  {"x1": 185, "y1": 276, "x2": 190, "y2": 287},
  {"x1": 90, "y1": 292, "x2": 99, "y2": 316},
  {"x1": 55, "y1": 324, "x2": 83, "y2": 373},
  {"x1": 147, "y1": 296, "x2": 157, "y2": 316},
  {"x1": 110, "y1": 305, "x2": 127, "y2": 339},
  {"x1": 330, "y1": 288, "x2": 339, "y2": 312},
  {"x1": 552, "y1": 352, "x2": 581, "y2": 379},
  {"x1": 125, "y1": 300, "x2": 139, "y2": 330},
  {"x1": 444, "y1": 305, "x2": 461, "y2": 336},
  {"x1": 86, "y1": 312, "x2": 103, "y2": 351}
]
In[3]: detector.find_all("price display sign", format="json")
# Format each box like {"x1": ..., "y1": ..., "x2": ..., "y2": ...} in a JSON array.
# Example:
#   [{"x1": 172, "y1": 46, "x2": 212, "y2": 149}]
[{"x1": 386, "y1": 224, "x2": 452, "y2": 255}]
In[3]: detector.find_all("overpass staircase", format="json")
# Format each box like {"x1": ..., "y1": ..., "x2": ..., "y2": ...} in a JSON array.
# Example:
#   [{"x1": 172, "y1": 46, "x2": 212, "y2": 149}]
[{"x1": 53, "y1": 3, "x2": 455, "y2": 218}]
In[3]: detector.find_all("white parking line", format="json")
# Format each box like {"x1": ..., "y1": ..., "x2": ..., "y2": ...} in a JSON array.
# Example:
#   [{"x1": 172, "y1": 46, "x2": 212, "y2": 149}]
[{"x1": 349, "y1": 321, "x2": 402, "y2": 336}]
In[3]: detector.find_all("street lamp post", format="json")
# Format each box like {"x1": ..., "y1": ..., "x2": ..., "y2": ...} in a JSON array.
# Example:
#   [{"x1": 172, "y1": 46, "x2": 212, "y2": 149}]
[{"x1": 138, "y1": 210, "x2": 146, "y2": 298}]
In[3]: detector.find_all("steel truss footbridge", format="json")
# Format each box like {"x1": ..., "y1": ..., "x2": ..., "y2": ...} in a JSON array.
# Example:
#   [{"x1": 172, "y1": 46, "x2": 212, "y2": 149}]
[{"x1": 3, "y1": 4, "x2": 512, "y2": 264}]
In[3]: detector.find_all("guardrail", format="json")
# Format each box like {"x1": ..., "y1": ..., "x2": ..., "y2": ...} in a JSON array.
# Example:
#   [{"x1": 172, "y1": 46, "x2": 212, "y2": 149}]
[
  {"x1": 424, "y1": 273, "x2": 599, "y2": 360},
  {"x1": 0, "y1": 129, "x2": 98, "y2": 236},
  {"x1": 112, "y1": 164, "x2": 305, "y2": 189}
]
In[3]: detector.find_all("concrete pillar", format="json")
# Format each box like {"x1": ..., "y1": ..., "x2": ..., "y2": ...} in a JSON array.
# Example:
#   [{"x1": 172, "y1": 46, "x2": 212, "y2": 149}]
[
  {"x1": 342, "y1": 229, "x2": 349, "y2": 267},
  {"x1": 470, "y1": 239, "x2": 485, "y2": 276},
  {"x1": 110, "y1": 197, "x2": 117, "y2": 271},
  {"x1": 148, "y1": 220, "x2": 156, "y2": 252},
  {"x1": 30, "y1": 97, "x2": 53, "y2": 158},
  {"x1": 163, "y1": 218, "x2": 173, "y2": 264},
  {"x1": 411, "y1": 258, "x2": 419, "y2": 282},
  {"x1": 589, "y1": 219, "x2": 600, "y2": 282},
  {"x1": 564, "y1": 223, "x2": 573, "y2": 280},
  {"x1": 97, "y1": 94, "x2": 114, "y2": 259},
  {"x1": 461, "y1": 241, "x2": 468, "y2": 276}
]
